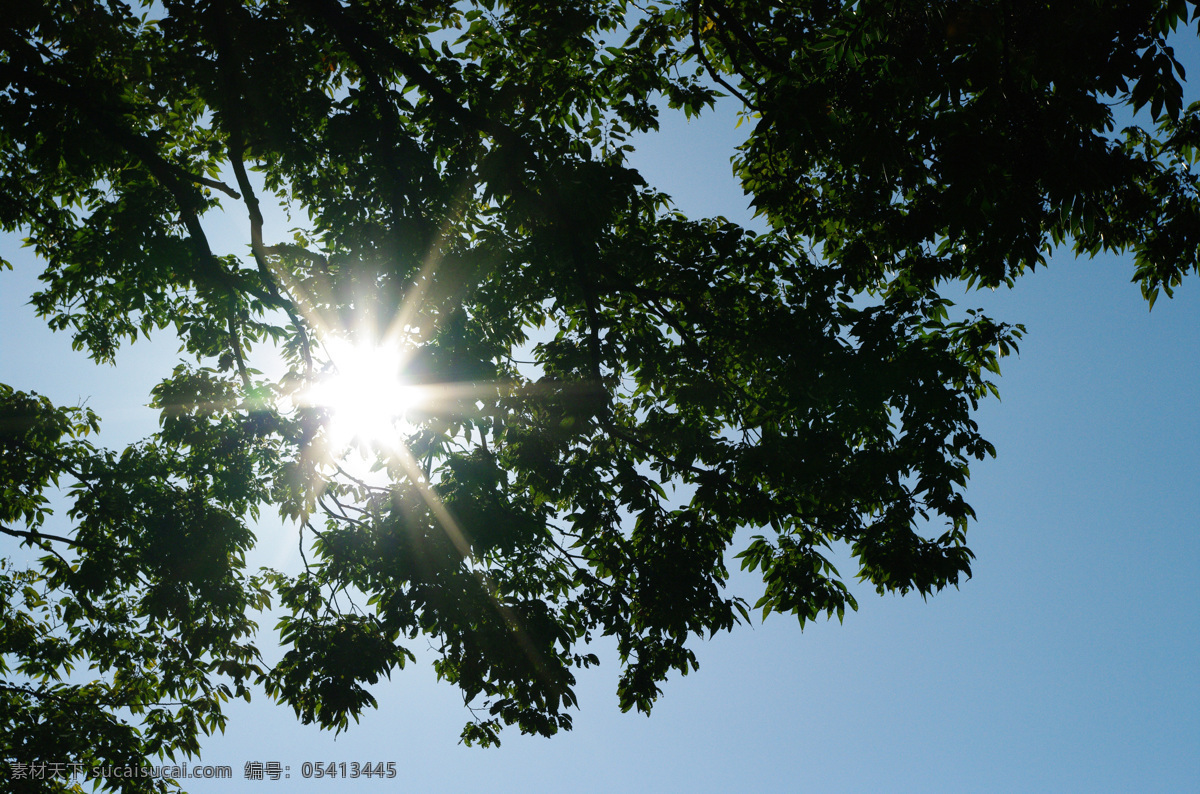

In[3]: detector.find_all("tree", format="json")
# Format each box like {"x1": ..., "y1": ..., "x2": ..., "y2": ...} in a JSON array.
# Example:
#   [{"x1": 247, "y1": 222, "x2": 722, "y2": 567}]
[{"x1": 1, "y1": 0, "x2": 1195, "y2": 787}]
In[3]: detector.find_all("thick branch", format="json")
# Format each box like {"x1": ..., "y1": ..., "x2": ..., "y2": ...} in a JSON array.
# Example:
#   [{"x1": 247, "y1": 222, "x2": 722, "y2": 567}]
[
  {"x1": 193, "y1": 174, "x2": 241, "y2": 199},
  {"x1": 226, "y1": 142, "x2": 314, "y2": 372},
  {"x1": 0, "y1": 35, "x2": 270, "y2": 385},
  {"x1": 0, "y1": 523, "x2": 88, "y2": 550},
  {"x1": 706, "y1": 0, "x2": 786, "y2": 73},
  {"x1": 690, "y1": 2, "x2": 759, "y2": 111},
  {"x1": 297, "y1": 0, "x2": 571, "y2": 226},
  {"x1": 298, "y1": 0, "x2": 515, "y2": 145}
]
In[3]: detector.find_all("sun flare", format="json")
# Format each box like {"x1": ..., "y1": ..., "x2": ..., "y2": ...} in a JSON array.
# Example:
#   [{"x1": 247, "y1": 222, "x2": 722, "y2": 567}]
[{"x1": 304, "y1": 336, "x2": 417, "y2": 453}]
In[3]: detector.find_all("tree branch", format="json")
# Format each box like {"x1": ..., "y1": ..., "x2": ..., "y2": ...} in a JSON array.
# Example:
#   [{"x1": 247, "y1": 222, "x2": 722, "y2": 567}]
[
  {"x1": 193, "y1": 174, "x2": 241, "y2": 199},
  {"x1": 0, "y1": 35, "x2": 269, "y2": 385},
  {"x1": 690, "y1": 1, "x2": 759, "y2": 111},
  {"x1": 0, "y1": 523, "x2": 88, "y2": 550},
  {"x1": 706, "y1": 0, "x2": 786, "y2": 73}
]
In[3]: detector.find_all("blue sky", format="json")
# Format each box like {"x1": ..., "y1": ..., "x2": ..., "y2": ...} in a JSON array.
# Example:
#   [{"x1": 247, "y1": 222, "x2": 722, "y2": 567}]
[{"x1": 3, "y1": 45, "x2": 1199, "y2": 794}]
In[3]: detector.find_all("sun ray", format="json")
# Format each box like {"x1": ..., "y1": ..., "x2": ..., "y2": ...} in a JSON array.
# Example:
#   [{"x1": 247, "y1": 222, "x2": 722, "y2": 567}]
[
  {"x1": 386, "y1": 440, "x2": 555, "y2": 684},
  {"x1": 277, "y1": 244, "x2": 561, "y2": 687}
]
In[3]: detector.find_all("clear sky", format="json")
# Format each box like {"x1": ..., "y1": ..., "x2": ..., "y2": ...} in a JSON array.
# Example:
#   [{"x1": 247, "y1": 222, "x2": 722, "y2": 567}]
[{"x1": 3, "y1": 41, "x2": 1199, "y2": 794}]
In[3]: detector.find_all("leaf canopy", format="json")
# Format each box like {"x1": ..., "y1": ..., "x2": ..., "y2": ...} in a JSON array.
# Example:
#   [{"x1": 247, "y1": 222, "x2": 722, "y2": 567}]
[{"x1": 1, "y1": 0, "x2": 1196, "y2": 785}]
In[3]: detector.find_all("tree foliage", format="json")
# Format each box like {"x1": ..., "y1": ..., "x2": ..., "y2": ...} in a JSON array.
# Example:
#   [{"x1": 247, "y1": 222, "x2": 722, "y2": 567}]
[{"x1": 1, "y1": 0, "x2": 1197, "y2": 787}]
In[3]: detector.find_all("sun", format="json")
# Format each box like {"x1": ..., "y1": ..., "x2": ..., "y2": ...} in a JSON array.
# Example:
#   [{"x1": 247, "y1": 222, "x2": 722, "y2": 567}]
[{"x1": 304, "y1": 335, "x2": 417, "y2": 453}]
